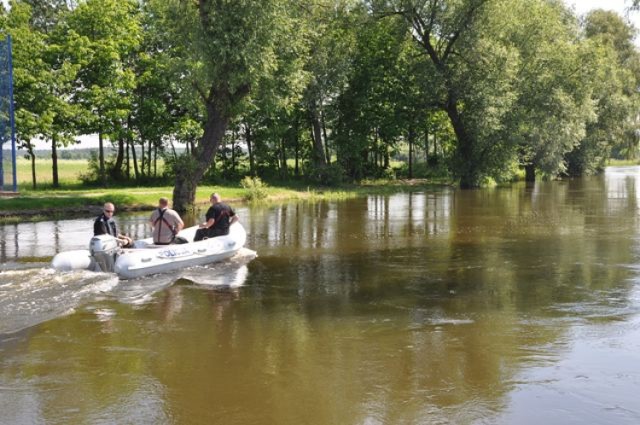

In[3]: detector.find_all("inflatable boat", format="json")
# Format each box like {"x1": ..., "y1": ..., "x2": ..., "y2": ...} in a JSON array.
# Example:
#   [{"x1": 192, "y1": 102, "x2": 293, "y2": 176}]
[{"x1": 51, "y1": 222, "x2": 251, "y2": 279}]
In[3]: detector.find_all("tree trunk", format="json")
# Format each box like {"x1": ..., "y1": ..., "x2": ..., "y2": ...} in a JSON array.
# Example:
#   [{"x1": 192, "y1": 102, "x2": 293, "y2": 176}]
[
  {"x1": 445, "y1": 97, "x2": 479, "y2": 188},
  {"x1": 98, "y1": 132, "x2": 106, "y2": 186},
  {"x1": 173, "y1": 171, "x2": 197, "y2": 213},
  {"x1": 51, "y1": 135, "x2": 59, "y2": 188},
  {"x1": 125, "y1": 138, "x2": 130, "y2": 179},
  {"x1": 139, "y1": 140, "x2": 145, "y2": 178},
  {"x1": 153, "y1": 140, "x2": 158, "y2": 177},
  {"x1": 383, "y1": 138, "x2": 390, "y2": 169},
  {"x1": 126, "y1": 115, "x2": 133, "y2": 179},
  {"x1": 424, "y1": 127, "x2": 429, "y2": 163},
  {"x1": 294, "y1": 122, "x2": 300, "y2": 177},
  {"x1": 131, "y1": 140, "x2": 140, "y2": 180},
  {"x1": 173, "y1": 84, "x2": 244, "y2": 212},
  {"x1": 245, "y1": 122, "x2": 255, "y2": 177},
  {"x1": 231, "y1": 130, "x2": 237, "y2": 174},
  {"x1": 280, "y1": 136, "x2": 287, "y2": 178},
  {"x1": 434, "y1": 134, "x2": 438, "y2": 158},
  {"x1": 113, "y1": 137, "x2": 125, "y2": 179},
  {"x1": 525, "y1": 164, "x2": 536, "y2": 182},
  {"x1": 408, "y1": 126, "x2": 414, "y2": 179},
  {"x1": 147, "y1": 139, "x2": 152, "y2": 176},
  {"x1": 322, "y1": 111, "x2": 330, "y2": 165},
  {"x1": 310, "y1": 107, "x2": 326, "y2": 168},
  {"x1": 373, "y1": 128, "x2": 379, "y2": 171},
  {"x1": 30, "y1": 151, "x2": 36, "y2": 189}
]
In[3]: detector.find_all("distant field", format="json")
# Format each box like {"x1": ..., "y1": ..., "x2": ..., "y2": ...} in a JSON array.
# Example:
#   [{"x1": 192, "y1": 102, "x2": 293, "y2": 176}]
[
  {"x1": 14, "y1": 157, "x2": 167, "y2": 187},
  {"x1": 15, "y1": 157, "x2": 89, "y2": 186},
  {"x1": 607, "y1": 158, "x2": 640, "y2": 167}
]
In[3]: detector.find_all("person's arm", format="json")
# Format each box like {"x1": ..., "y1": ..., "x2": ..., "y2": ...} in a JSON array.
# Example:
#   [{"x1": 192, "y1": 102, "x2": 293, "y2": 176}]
[
  {"x1": 94, "y1": 217, "x2": 106, "y2": 235},
  {"x1": 229, "y1": 207, "x2": 239, "y2": 225},
  {"x1": 117, "y1": 233, "x2": 133, "y2": 246},
  {"x1": 175, "y1": 217, "x2": 184, "y2": 232},
  {"x1": 199, "y1": 218, "x2": 214, "y2": 229},
  {"x1": 149, "y1": 211, "x2": 158, "y2": 229}
]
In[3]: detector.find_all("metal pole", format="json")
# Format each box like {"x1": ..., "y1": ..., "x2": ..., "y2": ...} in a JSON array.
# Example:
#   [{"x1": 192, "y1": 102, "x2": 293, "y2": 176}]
[{"x1": 8, "y1": 34, "x2": 16, "y2": 193}]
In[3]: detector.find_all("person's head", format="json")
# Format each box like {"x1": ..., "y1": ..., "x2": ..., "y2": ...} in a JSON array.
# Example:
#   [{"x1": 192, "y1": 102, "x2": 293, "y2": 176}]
[
  {"x1": 210, "y1": 193, "x2": 221, "y2": 204},
  {"x1": 159, "y1": 197, "x2": 169, "y2": 208},
  {"x1": 103, "y1": 202, "x2": 115, "y2": 216}
]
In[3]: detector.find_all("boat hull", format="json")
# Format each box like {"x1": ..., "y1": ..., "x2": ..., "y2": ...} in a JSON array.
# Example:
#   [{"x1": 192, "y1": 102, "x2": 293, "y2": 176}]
[{"x1": 51, "y1": 222, "x2": 249, "y2": 279}]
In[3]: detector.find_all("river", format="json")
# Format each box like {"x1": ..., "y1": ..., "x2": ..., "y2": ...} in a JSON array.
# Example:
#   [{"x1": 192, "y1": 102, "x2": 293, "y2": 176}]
[{"x1": 1, "y1": 167, "x2": 640, "y2": 424}]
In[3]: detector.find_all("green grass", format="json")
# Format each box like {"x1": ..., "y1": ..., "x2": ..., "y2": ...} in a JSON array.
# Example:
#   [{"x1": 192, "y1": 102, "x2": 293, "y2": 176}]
[
  {"x1": 15, "y1": 157, "x2": 90, "y2": 186},
  {"x1": 606, "y1": 158, "x2": 640, "y2": 167},
  {"x1": 1, "y1": 158, "x2": 452, "y2": 223}
]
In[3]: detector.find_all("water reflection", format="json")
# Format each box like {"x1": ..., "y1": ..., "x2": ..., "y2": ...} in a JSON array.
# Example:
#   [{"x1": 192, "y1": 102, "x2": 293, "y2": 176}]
[{"x1": 2, "y1": 168, "x2": 640, "y2": 424}]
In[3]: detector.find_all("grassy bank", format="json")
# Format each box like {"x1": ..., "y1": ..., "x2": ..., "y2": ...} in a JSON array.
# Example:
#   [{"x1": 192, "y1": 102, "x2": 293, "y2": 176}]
[
  {"x1": 0, "y1": 157, "x2": 455, "y2": 223},
  {"x1": 606, "y1": 158, "x2": 640, "y2": 167},
  {"x1": 0, "y1": 178, "x2": 452, "y2": 224}
]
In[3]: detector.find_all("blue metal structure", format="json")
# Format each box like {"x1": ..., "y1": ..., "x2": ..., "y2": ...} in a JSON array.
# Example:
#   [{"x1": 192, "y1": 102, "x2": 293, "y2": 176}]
[{"x1": 0, "y1": 34, "x2": 16, "y2": 193}]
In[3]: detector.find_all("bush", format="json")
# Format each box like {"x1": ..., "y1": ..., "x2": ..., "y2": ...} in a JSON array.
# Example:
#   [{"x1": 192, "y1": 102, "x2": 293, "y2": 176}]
[
  {"x1": 305, "y1": 163, "x2": 345, "y2": 186},
  {"x1": 381, "y1": 167, "x2": 396, "y2": 180},
  {"x1": 241, "y1": 176, "x2": 268, "y2": 201}
]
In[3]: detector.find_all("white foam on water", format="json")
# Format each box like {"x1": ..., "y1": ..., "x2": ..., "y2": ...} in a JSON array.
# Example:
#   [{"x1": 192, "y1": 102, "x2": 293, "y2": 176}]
[{"x1": 0, "y1": 267, "x2": 119, "y2": 334}]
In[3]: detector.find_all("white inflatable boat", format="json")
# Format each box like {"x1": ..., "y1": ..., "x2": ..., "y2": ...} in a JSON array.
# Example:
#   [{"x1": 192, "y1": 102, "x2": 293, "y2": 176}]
[{"x1": 51, "y1": 222, "x2": 251, "y2": 279}]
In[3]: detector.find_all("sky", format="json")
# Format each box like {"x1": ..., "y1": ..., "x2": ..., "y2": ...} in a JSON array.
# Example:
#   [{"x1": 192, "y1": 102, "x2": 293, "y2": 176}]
[{"x1": 565, "y1": 0, "x2": 640, "y2": 30}]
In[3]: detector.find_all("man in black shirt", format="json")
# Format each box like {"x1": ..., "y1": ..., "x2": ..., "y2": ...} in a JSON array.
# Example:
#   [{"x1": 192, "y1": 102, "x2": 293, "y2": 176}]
[
  {"x1": 194, "y1": 193, "x2": 238, "y2": 241},
  {"x1": 94, "y1": 202, "x2": 133, "y2": 247}
]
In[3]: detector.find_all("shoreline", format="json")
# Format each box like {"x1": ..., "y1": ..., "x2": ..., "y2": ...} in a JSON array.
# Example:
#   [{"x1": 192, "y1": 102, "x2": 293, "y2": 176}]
[{"x1": 0, "y1": 179, "x2": 452, "y2": 224}]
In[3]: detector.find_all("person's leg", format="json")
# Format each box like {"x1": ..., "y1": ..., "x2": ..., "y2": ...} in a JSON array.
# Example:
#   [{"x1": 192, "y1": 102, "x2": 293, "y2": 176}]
[
  {"x1": 210, "y1": 228, "x2": 229, "y2": 237},
  {"x1": 194, "y1": 228, "x2": 206, "y2": 241}
]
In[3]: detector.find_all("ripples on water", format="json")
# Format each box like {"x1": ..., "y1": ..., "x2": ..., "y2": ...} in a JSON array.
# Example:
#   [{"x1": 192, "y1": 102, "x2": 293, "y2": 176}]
[
  {"x1": 3, "y1": 169, "x2": 640, "y2": 424},
  {"x1": 0, "y1": 248, "x2": 256, "y2": 334},
  {"x1": 0, "y1": 267, "x2": 119, "y2": 334}
]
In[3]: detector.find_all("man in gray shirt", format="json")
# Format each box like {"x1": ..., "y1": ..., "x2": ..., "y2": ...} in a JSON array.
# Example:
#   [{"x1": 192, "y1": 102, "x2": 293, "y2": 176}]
[{"x1": 149, "y1": 197, "x2": 184, "y2": 245}]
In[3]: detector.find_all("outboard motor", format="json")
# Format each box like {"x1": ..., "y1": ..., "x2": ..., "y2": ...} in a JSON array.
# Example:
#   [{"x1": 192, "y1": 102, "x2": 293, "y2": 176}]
[{"x1": 89, "y1": 234, "x2": 120, "y2": 273}]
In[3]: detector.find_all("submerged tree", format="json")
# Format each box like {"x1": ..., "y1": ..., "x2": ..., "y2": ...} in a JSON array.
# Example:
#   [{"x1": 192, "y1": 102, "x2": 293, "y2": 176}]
[
  {"x1": 500, "y1": 0, "x2": 596, "y2": 181},
  {"x1": 380, "y1": 0, "x2": 523, "y2": 187},
  {"x1": 566, "y1": 9, "x2": 640, "y2": 173}
]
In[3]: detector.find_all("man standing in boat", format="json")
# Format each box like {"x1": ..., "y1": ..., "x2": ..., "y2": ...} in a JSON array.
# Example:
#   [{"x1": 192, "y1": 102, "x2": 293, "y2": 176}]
[
  {"x1": 194, "y1": 193, "x2": 238, "y2": 241},
  {"x1": 150, "y1": 197, "x2": 184, "y2": 245},
  {"x1": 94, "y1": 202, "x2": 133, "y2": 247}
]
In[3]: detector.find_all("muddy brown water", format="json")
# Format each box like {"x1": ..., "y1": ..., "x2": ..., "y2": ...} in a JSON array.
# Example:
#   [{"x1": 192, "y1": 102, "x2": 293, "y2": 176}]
[{"x1": 1, "y1": 167, "x2": 640, "y2": 424}]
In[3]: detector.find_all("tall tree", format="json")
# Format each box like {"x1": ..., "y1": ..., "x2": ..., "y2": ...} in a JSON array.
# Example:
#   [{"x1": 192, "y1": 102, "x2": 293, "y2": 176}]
[
  {"x1": 300, "y1": 0, "x2": 358, "y2": 171},
  {"x1": 500, "y1": 0, "x2": 595, "y2": 181},
  {"x1": 383, "y1": 0, "x2": 518, "y2": 187},
  {"x1": 567, "y1": 9, "x2": 640, "y2": 172},
  {"x1": 334, "y1": 12, "x2": 410, "y2": 180},
  {"x1": 148, "y1": 0, "x2": 294, "y2": 211},
  {"x1": 66, "y1": 0, "x2": 141, "y2": 186},
  {"x1": 22, "y1": 0, "x2": 73, "y2": 33}
]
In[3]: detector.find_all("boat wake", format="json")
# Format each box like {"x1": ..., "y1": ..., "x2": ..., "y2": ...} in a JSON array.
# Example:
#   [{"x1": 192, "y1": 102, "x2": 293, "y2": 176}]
[
  {"x1": 111, "y1": 248, "x2": 257, "y2": 304},
  {"x1": 0, "y1": 267, "x2": 119, "y2": 335},
  {"x1": 0, "y1": 248, "x2": 257, "y2": 334}
]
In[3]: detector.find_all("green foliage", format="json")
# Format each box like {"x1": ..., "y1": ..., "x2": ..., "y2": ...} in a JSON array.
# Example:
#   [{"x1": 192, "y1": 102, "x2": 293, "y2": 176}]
[
  {"x1": 241, "y1": 176, "x2": 269, "y2": 201},
  {"x1": 565, "y1": 9, "x2": 640, "y2": 174},
  {"x1": 2, "y1": 0, "x2": 639, "y2": 191},
  {"x1": 304, "y1": 163, "x2": 345, "y2": 186}
]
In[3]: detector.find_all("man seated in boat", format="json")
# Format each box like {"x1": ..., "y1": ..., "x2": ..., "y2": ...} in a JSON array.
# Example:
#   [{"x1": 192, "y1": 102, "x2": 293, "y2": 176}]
[
  {"x1": 94, "y1": 202, "x2": 133, "y2": 247},
  {"x1": 149, "y1": 197, "x2": 184, "y2": 245},
  {"x1": 194, "y1": 193, "x2": 238, "y2": 241}
]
